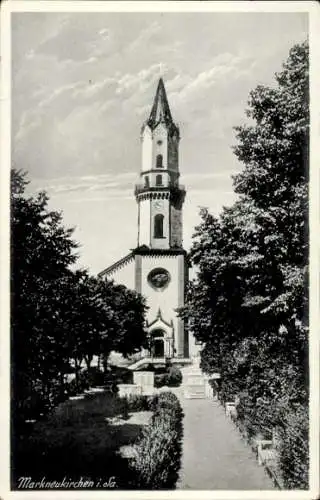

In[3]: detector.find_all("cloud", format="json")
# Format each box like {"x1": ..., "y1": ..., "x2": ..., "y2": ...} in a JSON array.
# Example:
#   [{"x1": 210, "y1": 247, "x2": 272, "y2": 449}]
[
  {"x1": 71, "y1": 77, "x2": 117, "y2": 99},
  {"x1": 27, "y1": 170, "x2": 238, "y2": 208},
  {"x1": 166, "y1": 52, "x2": 255, "y2": 110},
  {"x1": 28, "y1": 172, "x2": 137, "y2": 196},
  {"x1": 116, "y1": 63, "x2": 167, "y2": 96},
  {"x1": 38, "y1": 82, "x2": 84, "y2": 108},
  {"x1": 67, "y1": 191, "x2": 133, "y2": 203},
  {"x1": 126, "y1": 22, "x2": 161, "y2": 53},
  {"x1": 99, "y1": 28, "x2": 110, "y2": 37},
  {"x1": 183, "y1": 171, "x2": 239, "y2": 182}
]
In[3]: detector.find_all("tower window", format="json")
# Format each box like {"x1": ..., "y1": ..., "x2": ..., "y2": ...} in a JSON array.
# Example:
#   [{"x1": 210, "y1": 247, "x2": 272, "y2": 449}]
[
  {"x1": 156, "y1": 154, "x2": 163, "y2": 168},
  {"x1": 154, "y1": 214, "x2": 164, "y2": 238},
  {"x1": 144, "y1": 176, "x2": 149, "y2": 187},
  {"x1": 156, "y1": 174, "x2": 162, "y2": 186}
]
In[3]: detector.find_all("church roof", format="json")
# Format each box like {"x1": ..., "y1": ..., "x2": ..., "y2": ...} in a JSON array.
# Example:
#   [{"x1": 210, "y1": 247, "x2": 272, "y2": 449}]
[
  {"x1": 146, "y1": 78, "x2": 178, "y2": 133},
  {"x1": 98, "y1": 251, "x2": 134, "y2": 278}
]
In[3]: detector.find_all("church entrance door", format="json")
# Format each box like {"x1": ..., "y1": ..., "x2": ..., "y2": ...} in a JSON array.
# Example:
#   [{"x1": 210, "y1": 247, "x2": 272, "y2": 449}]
[
  {"x1": 150, "y1": 329, "x2": 165, "y2": 357},
  {"x1": 153, "y1": 338, "x2": 164, "y2": 357}
]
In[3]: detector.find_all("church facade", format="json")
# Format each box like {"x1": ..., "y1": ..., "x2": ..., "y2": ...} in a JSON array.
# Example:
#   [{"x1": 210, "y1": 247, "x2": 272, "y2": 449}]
[{"x1": 99, "y1": 78, "x2": 190, "y2": 360}]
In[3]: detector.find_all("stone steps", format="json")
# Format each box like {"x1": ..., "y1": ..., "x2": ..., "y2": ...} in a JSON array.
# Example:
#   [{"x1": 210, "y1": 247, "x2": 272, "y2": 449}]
[{"x1": 181, "y1": 362, "x2": 207, "y2": 399}]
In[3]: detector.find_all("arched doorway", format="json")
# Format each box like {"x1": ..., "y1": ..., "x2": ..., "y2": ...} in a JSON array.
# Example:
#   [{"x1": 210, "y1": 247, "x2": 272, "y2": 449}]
[{"x1": 150, "y1": 329, "x2": 165, "y2": 357}]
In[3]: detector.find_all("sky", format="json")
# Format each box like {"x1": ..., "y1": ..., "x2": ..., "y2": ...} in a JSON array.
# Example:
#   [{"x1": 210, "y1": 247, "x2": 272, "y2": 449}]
[{"x1": 12, "y1": 11, "x2": 308, "y2": 274}]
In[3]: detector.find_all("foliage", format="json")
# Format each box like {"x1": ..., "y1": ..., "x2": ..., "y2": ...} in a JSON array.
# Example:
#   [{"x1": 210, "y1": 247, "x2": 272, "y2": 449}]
[
  {"x1": 278, "y1": 404, "x2": 309, "y2": 489},
  {"x1": 11, "y1": 169, "x2": 147, "y2": 424},
  {"x1": 130, "y1": 392, "x2": 183, "y2": 489},
  {"x1": 93, "y1": 278, "x2": 148, "y2": 363},
  {"x1": 124, "y1": 394, "x2": 152, "y2": 412},
  {"x1": 11, "y1": 169, "x2": 78, "y2": 422},
  {"x1": 167, "y1": 366, "x2": 183, "y2": 386},
  {"x1": 154, "y1": 373, "x2": 169, "y2": 388},
  {"x1": 181, "y1": 41, "x2": 309, "y2": 488},
  {"x1": 154, "y1": 366, "x2": 183, "y2": 388}
]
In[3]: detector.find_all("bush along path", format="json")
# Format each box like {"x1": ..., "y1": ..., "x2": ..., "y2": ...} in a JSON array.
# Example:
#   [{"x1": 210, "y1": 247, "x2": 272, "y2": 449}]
[{"x1": 128, "y1": 392, "x2": 184, "y2": 489}]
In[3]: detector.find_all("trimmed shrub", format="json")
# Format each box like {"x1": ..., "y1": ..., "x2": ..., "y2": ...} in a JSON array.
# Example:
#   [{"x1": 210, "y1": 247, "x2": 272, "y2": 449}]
[
  {"x1": 129, "y1": 391, "x2": 184, "y2": 489},
  {"x1": 154, "y1": 373, "x2": 168, "y2": 388},
  {"x1": 167, "y1": 366, "x2": 182, "y2": 387},
  {"x1": 153, "y1": 367, "x2": 183, "y2": 388},
  {"x1": 124, "y1": 394, "x2": 150, "y2": 412}
]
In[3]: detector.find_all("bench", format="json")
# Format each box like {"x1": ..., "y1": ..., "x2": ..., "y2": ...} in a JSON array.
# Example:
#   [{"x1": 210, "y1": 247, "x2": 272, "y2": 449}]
[
  {"x1": 225, "y1": 402, "x2": 236, "y2": 418},
  {"x1": 256, "y1": 440, "x2": 277, "y2": 466}
]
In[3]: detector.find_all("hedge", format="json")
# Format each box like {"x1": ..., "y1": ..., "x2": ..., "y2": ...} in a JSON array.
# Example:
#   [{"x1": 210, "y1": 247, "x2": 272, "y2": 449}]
[
  {"x1": 154, "y1": 366, "x2": 183, "y2": 388},
  {"x1": 278, "y1": 404, "x2": 309, "y2": 489},
  {"x1": 124, "y1": 394, "x2": 152, "y2": 412},
  {"x1": 129, "y1": 392, "x2": 184, "y2": 489}
]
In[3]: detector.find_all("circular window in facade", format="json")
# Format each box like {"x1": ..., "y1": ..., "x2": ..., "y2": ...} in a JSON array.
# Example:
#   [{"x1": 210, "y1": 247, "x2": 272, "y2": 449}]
[{"x1": 147, "y1": 267, "x2": 171, "y2": 290}]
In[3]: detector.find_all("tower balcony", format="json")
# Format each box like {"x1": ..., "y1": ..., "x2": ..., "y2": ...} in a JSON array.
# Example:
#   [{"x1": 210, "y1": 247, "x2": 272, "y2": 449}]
[{"x1": 134, "y1": 183, "x2": 185, "y2": 197}]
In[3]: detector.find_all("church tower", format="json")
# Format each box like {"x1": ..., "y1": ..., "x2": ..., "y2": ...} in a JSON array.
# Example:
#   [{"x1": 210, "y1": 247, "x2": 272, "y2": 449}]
[
  {"x1": 134, "y1": 78, "x2": 188, "y2": 359},
  {"x1": 99, "y1": 78, "x2": 189, "y2": 360},
  {"x1": 136, "y1": 78, "x2": 185, "y2": 249}
]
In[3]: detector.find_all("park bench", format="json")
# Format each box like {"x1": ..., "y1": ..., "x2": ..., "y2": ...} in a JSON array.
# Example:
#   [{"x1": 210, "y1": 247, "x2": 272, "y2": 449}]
[
  {"x1": 255, "y1": 438, "x2": 282, "y2": 488},
  {"x1": 225, "y1": 402, "x2": 237, "y2": 418},
  {"x1": 256, "y1": 440, "x2": 277, "y2": 466}
]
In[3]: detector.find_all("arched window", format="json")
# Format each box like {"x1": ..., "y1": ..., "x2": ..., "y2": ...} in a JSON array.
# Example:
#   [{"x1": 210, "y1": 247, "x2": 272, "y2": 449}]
[
  {"x1": 156, "y1": 174, "x2": 162, "y2": 186},
  {"x1": 156, "y1": 154, "x2": 163, "y2": 168},
  {"x1": 154, "y1": 214, "x2": 164, "y2": 238},
  {"x1": 144, "y1": 176, "x2": 149, "y2": 187}
]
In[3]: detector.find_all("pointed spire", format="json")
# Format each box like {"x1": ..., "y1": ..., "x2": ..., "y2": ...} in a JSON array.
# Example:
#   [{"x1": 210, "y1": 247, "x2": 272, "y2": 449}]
[{"x1": 147, "y1": 78, "x2": 173, "y2": 129}]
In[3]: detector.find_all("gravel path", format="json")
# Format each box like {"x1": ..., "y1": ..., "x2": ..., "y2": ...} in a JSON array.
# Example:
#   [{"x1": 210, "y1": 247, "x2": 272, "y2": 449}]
[{"x1": 175, "y1": 392, "x2": 275, "y2": 490}]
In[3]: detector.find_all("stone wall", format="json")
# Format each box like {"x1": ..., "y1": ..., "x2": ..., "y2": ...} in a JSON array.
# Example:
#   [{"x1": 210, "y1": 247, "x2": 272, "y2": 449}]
[{"x1": 170, "y1": 203, "x2": 182, "y2": 247}]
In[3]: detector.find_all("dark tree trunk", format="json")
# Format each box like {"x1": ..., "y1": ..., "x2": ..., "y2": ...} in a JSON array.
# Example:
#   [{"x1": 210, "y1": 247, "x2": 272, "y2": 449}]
[{"x1": 84, "y1": 355, "x2": 93, "y2": 371}]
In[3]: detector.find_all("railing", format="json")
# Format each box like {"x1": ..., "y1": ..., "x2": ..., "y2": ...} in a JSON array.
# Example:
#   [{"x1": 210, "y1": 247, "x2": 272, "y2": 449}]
[{"x1": 134, "y1": 184, "x2": 186, "y2": 195}]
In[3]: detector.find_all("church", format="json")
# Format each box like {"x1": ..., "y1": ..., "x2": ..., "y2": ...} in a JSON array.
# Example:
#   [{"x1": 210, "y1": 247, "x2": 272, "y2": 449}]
[{"x1": 99, "y1": 78, "x2": 193, "y2": 362}]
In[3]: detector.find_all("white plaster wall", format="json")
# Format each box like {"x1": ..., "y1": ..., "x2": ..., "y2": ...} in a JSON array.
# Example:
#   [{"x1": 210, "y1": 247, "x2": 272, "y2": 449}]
[
  {"x1": 188, "y1": 330, "x2": 201, "y2": 358},
  {"x1": 138, "y1": 198, "x2": 150, "y2": 246},
  {"x1": 140, "y1": 255, "x2": 184, "y2": 352},
  {"x1": 141, "y1": 126, "x2": 153, "y2": 172},
  {"x1": 105, "y1": 257, "x2": 135, "y2": 290}
]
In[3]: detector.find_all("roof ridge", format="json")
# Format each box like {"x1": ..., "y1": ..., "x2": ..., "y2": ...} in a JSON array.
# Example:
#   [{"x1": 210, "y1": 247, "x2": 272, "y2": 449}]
[{"x1": 98, "y1": 251, "x2": 134, "y2": 277}]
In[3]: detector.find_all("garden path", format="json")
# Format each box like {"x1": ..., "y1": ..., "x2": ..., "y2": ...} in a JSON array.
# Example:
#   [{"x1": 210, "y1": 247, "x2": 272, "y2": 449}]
[{"x1": 172, "y1": 388, "x2": 275, "y2": 490}]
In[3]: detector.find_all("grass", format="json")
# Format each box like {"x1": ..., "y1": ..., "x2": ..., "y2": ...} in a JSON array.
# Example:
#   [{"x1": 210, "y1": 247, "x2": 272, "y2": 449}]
[{"x1": 12, "y1": 390, "x2": 150, "y2": 489}]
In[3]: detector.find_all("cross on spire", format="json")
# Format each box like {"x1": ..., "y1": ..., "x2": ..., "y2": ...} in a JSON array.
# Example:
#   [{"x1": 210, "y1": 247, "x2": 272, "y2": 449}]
[{"x1": 158, "y1": 62, "x2": 165, "y2": 78}]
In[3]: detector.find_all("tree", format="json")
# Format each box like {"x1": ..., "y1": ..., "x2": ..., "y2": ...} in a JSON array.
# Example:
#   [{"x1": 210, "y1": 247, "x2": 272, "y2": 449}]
[
  {"x1": 182, "y1": 41, "x2": 309, "y2": 488},
  {"x1": 65, "y1": 274, "x2": 148, "y2": 374},
  {"x1": 11, "y1": 169, "x2": 148, "y2": 423},
  {"x1": 93, "y1": 278, "x2": 148, "y2": 370},
  {"x1": 11, "y1": 169, "x2": 78, "y2": 420}
]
